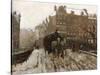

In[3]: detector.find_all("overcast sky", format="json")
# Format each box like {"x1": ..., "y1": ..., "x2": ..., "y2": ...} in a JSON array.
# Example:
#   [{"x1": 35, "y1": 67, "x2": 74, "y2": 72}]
[{"x1": 12, "y1": 0, "x2": 97, "y2": 30}]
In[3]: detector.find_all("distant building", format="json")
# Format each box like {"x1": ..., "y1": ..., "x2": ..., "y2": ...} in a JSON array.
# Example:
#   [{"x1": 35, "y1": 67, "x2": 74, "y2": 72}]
[{"x1": 12, "y1": 11, "x2": 21, "y2": 50}]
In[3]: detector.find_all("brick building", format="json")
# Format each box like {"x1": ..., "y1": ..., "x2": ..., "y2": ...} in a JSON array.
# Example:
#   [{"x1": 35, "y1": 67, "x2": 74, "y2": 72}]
[{"x1": 47, "y1": 5, "x2": 97, "y2": 49}]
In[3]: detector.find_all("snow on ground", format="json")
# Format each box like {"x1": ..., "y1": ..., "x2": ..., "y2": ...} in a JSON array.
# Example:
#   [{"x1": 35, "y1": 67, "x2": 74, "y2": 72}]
[
  {"x1": 12, "y1": 48, "x2": 46, "y2": 75},
  {"x1": 12, "y1": 48, "x2": 97, "y2": 75}
]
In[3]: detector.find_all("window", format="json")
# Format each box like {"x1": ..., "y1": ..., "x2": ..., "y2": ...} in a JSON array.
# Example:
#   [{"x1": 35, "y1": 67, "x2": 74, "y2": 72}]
[
  {"x1": 60, "y1": 22, "x2": 62, "y2": 24},
  {"x1": 91, "y1": 39, "x2": 94, "y2": 44}
]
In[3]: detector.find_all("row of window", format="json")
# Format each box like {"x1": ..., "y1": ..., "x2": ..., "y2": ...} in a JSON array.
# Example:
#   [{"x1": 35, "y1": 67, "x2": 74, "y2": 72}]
[
  {"x1": 66, "y1": 36, "x2": 95, "y2": 43},
  {"x1": 88, "y1": 20, "x2": 96, "y2": 24},
  {"x1": 66, "y1": 32, "x2": 95, "y2": 38},
  {"x1": 56, "y1": 22, "x2": 66, "y2": 25}
]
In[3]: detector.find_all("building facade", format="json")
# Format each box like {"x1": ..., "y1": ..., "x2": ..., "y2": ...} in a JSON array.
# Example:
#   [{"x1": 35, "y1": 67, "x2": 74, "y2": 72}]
[
  {"x1": 47, "y1": 6, "x2": 97, "y2": 49},
  {"x1": 12, "y1": 12, "x2": 21, "y2": 50}
]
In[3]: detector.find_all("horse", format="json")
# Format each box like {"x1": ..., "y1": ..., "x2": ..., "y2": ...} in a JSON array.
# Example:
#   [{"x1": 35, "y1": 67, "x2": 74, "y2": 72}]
[{"x1": 43, "y1": 32, "x2": 63, "y2": 56}]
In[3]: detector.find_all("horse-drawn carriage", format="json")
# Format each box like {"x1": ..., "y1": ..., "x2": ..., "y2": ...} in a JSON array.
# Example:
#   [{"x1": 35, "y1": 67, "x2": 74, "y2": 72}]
[{"x1": 43, "y1": 31, "x2": 66, "y2": 57}]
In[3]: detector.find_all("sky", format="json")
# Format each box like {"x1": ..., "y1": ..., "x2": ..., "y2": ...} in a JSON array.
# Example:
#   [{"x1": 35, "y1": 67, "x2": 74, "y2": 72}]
[{"x1": 12, "y1": 0, "x2": 97, "y2": 30}]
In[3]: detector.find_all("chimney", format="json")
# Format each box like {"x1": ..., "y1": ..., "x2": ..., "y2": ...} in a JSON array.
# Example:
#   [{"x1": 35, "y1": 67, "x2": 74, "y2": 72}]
[
  {"x1": 71, "y1": 10, "x2": 75, "y2": 15},
  {"x1": 54, "y1": 5, "x2": 57, "y2": 12},
  {"x1": 81, "y1": 11, "x2": 84, "y2": 16}
]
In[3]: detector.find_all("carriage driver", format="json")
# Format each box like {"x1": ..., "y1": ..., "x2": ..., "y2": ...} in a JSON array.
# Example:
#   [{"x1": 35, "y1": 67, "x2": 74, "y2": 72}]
[{"x1": 54, "y1": 29, "x2": 60, "y2": 38}]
